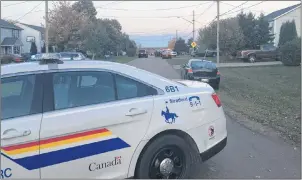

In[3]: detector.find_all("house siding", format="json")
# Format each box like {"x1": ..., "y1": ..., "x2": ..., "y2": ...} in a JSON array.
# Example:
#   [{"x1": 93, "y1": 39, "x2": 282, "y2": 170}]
[
  {"x1": 1, "y1": 28, "x2": 14, "y2": 43},
  {"x1": 273, "y1": 6, "x2": 301, "y2": 46},
  {"x1": 0, "y1": 27, "x2": 23, "y2": 54},
  {"x1": 16, "y1": 23, "x2": 43, "y2": 54}
]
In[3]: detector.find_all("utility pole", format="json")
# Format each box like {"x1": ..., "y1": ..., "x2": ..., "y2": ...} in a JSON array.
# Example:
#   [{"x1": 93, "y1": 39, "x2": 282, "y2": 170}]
[
  {"x1": 176, "y1": 30, "x2": 178, "y2": 40},
  {"x1": 192, "y1": 10, "x2": 195, "y2": 42},
  {"x1": 45, "y1": 0, "x2": 49, "y2": 53},
  {"x1": 216, "y1": 0, "x2": 220, "y2": 64},
  {"x1": 0, "y1": 0, "x2": 2, "y2": 56}
]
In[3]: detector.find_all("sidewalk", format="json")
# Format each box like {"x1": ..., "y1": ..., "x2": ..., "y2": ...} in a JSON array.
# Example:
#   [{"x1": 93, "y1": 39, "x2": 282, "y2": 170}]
[{"x1": 216, "y1": 61, "x2": 282, "y2": 68}]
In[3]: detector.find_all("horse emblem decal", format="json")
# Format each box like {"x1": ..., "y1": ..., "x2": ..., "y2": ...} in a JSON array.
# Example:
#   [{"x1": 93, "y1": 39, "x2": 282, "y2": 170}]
[{"x1": 161, "y1": 106, "x2": 179, "y2": 124}]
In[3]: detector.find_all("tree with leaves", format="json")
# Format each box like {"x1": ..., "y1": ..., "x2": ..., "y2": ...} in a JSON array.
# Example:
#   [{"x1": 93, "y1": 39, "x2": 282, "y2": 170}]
[
  {"x1": 237, "y1": 11, "x2": 258, "y2": 49},
  {"x1": 72, "y1": 0, "x2": 97, "y2": 21},
  {"x1": 174, "y1": 38, "x2": 187, "y2": 53},
  {"x1": 41, "y1": 43, "x2": 46, "y2": 53},
  {"x1": 197, "y1": 17, "x2": 244, "y2": 55},
  {"x1": 187, "y1": 37, "x2": 193, "y2": 47},
  {"x1": 30, "y1": 41, "x2": 37, "y2": 55},
  {"x1": 48, "y1": 0, "x2": 136, "y2": 56},
  {"x1": 81, "y1": 20, "x2": 109, "y2": 59},
  {"x1": 254, "y1": 13, "x2": 274, "y2": 46},
  {"x1": 48, "y1": 1, "x2": 89, "y2": 51},
  {"x1": 278, "y1": 20, "x2": 298, "y2": 47}
]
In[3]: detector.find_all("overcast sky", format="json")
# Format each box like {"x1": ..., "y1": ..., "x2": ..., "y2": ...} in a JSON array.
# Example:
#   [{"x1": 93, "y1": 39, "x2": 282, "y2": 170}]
[{"x1": 1, "y1": 1, "x2": 301, "y2": 47}]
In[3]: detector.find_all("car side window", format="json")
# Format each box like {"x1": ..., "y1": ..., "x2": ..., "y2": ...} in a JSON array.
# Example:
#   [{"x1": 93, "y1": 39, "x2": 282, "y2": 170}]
[
  {"x1": 1, "y1": 74, "x2": 39, "y2": 120},
  {"x1": 115, "y1": 74, "x2": 157, "y2": 100},
  {"x1": 53, "y1": 71, "x2": 116, "y2": 110}
]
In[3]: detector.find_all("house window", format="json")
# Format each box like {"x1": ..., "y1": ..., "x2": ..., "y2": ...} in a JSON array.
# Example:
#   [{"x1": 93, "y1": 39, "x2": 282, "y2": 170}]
[
  {"x1": 13, "y1": 46, "x2": 20, "y2": 54},
  {"x1": 26, "y1": 36, "x2": 35, "y2": 42},
  {"x1": 12, "y1": 30, "x2": 19, "y2": 38}
]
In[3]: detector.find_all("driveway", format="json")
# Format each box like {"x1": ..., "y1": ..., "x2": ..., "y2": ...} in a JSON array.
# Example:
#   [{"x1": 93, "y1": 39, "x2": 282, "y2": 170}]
[{"x1": 127, "y1": 57, "x2": 301, "y2": 179}]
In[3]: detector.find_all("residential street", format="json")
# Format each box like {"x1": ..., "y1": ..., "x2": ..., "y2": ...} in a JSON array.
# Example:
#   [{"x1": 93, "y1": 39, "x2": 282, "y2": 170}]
[{"x1": 127, "y1": 56, "x2": 301, "y2": 179}]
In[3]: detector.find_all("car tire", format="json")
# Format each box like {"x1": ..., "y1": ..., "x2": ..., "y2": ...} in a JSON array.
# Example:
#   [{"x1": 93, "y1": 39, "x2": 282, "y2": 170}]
[
  {"x1": 248, "y1": 55, "x2": 256, "y2": 63},
  {"x1": 135, "y1": 134, "x2": 200, "y2": 179}
]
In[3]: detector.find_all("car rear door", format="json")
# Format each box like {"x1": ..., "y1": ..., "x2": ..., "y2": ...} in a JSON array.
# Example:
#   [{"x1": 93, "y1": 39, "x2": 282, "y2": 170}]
[
  {"x1": 39, "y1": 70, "x2": 155, "y2": 178},
  {"x1": 1, "y1": 73, "x2": 43, "y2": 178}
]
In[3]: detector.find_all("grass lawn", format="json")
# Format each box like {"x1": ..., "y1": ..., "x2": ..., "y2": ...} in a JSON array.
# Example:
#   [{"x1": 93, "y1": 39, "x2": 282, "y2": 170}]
[
  {"x1": 113, "y1": 56, "x2": 136, "y2": 64},
  {"x1": 217, "y1": 65, "x2": 301, "y2": 145}
]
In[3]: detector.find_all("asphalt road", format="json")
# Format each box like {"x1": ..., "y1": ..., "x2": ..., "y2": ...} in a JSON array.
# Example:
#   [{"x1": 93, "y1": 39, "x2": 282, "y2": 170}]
[{"x1": 127, "y1": 56, "x2": 301, "y2": 179}]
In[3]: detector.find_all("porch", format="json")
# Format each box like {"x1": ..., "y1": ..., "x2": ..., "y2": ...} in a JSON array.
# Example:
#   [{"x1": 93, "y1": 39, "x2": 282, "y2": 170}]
[{"x1": 1, "y1": 37, "x2": 23, "y2": 55}]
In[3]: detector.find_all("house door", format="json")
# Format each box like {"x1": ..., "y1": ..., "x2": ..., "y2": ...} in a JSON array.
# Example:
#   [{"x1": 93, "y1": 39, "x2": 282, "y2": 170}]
[{"x1": 4, "y1": 47, "x2": 12, "y2": 54}]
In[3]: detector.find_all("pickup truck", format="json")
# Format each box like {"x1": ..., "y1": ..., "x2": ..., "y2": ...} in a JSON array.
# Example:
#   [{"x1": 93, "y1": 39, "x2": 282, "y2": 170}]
[{"x1": 237, "y1": 44, "x2": 280, "y2": 63}]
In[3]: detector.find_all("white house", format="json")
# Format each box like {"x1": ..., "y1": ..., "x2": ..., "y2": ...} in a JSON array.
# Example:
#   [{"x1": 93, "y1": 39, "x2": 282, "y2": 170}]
[
  {"x1": 15, "y1": 23, "x2": 45, "y2": 54},
  {"x1": 265, "y1": 3, "x2": 301, "y2": 47},
  {"x1": 0, "y1": 19, "x2": 23, "y2": 55}
]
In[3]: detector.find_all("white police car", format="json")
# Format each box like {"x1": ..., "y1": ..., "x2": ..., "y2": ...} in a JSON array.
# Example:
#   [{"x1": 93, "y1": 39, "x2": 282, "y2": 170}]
[{"x1": 1, "y1": 56, "x2": 227, "y2": 179}]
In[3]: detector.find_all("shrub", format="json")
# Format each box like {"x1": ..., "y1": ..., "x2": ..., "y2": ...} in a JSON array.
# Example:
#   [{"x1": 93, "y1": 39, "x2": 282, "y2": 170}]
[
  {"x1": 279, "y1": 37, "x2": 301, "y2": 66},
  {"x1": 278, "y1": 20, "x2": 298, "y2": 47},
  {"x1": 30, "y1": 42, "x2": 38, "y2": 55},
  {"x1": 1, "y1": 55, "x2": 14, "y2": 64},
  {"x1": 127, "y1": 48, "x2": 136, "y2": 57}
]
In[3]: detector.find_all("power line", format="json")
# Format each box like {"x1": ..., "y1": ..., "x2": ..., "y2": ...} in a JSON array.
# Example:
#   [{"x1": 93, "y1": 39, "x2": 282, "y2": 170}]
[
  {"x1": 219, "y1": 1, "x2": 248, "y2": 16},
  {"x1": 3, "y1": 9, "x2": 43, "y2": 19},
  {"x1": 221, "y1": 1, "x2": 266, "y2": 16},
  {"x1": 97, "y1": 7, "x2": 219, "y2": 20},
  {"x1": 14, "y1": 2, "x2": 43, "y2": 21},
  {"x1": 220, "y1": 1, "x2": 265, "y2": 13},
  {"x1": 98, "y1": 1, "x2": 125, "y2": 8},
  {"x1": 196, "y1": 2, "x2": 215, "y2": 20},
  {"x1": 2, "y1": 1, "x2": 28, "y2": 7},
  {"x1": 193, "y1": 2, "x2": 215, "y2": 25},
  {"x1": 96, "y1": 2, "x2": 211, "y2": 11}
]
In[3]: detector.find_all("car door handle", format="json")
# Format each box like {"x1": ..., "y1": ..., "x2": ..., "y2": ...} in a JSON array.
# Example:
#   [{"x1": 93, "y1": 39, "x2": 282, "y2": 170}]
[
  {"x1": 1, "y1": 129, "x2": 31, "y2": 140},
  {"x1": 125, "y1": 108, "x2": 147, "y2": 116}
]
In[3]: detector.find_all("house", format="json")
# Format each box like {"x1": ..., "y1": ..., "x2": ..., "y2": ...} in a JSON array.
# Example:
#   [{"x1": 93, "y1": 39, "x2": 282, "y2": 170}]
[
  {"x1": 15, "y1": 23, "x2": 45, "y2": 54},
  {"x1": 0, "y1": 19, "x2": 23, "y2": 55},
  {"x1": 265, "y1": 3, "x2": 301, "y2": 47}
]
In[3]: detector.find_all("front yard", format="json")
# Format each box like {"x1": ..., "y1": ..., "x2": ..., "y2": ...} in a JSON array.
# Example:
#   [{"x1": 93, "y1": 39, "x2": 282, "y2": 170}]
[
  {"x1": 113, "y1": 56, "x2": 136, "y2": 63},
  {"x1": 218, "y1": 65, "x2": 301, "y2": 145}
]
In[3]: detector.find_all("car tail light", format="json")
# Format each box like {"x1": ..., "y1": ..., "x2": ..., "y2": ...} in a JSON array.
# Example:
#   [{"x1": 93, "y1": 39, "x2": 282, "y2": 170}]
[
  {"x1": 217, "y1": 71, "x2": 220, "y2": 75},
  {"x1": 15, "y1": 58, "x2": 21, "y2": 62},
  {"x1": 211, "y1": 93, "x2": 221, "y2": 107},
  {"x1": 188, "y1": 69, "x2": 193, "y2": 73}
]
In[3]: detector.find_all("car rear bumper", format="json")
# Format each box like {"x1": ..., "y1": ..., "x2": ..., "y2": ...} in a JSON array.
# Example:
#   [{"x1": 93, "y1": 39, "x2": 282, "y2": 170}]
[
  {"x1": 200, "y1": 137, "x2": 227, "y2": 162},
  {"x1": 188, "y1": 75, "x2": 220, "y2": 85},
  {"x1": 138, "y1": 54, "x2": 147, "y2": 57}
]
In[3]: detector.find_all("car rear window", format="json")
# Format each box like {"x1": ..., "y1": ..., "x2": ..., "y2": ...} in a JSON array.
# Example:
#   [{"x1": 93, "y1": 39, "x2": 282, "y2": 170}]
[
  {"x1": 191, "y1": 61, "x2": 216, "y2": 70},
  {"x1": 139, "y1": 50, "x2": 146, "y2": 53}
]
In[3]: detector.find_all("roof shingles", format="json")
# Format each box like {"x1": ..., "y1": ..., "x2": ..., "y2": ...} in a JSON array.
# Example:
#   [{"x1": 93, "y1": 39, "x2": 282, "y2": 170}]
[
  {"x1": 0, "y1": 19, "x2": 22, "y2": 30},
  {"x1": 265, "y1": 3, "x2": 301, "y2": 22},
  {"x1": 20, "y1": 23, "x2": 45, "y2": 33}
]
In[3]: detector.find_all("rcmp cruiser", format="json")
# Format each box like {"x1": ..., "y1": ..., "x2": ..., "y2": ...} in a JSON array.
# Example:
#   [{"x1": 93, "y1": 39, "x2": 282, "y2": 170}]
[{"x1": 1, "y1": 54, "x2": 227, "y2": 179}]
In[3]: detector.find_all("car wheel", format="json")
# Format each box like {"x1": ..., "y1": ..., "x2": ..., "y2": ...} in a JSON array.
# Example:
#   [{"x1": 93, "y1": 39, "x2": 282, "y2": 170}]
[
  {"x1": 248, "y1": 55, "x2": 256, "y2": 63},
  {"x1": 135, "y1": 134, "x2": 200, "y2": 179},
  {"x1": 214, "y1": 83, "x2": 219, "y2": 90}
]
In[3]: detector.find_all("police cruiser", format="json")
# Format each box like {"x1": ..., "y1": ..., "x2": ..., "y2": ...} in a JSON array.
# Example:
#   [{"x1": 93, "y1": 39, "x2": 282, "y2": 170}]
[{"x1": 1, "y1": 54, "x2": 227, "y2": 179}]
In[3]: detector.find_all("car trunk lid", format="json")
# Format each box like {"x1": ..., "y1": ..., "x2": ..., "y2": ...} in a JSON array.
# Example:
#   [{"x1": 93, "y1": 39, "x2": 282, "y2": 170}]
[
  {"x1": 172, "y1": 79, "x2": 212, "y2": 89},
  {"x1": 192, "y1": 68, "x2": 217, "y2": 78}
]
